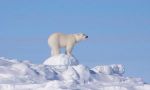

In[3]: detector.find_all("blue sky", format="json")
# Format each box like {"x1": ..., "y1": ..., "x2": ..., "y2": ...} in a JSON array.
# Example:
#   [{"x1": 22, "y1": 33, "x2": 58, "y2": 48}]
[{"x1": 0, "y1": 0, "x2": 150, "y2": 82}]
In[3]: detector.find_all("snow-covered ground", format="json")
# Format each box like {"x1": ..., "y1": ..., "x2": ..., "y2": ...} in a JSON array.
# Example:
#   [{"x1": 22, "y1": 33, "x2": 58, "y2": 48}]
[{"x1": 0, "y1": 54, "x2": 149, "y2": 90}]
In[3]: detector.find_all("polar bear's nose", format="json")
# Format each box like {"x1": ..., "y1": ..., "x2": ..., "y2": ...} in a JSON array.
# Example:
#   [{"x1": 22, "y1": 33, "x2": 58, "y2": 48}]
[{"x1": 85, "y1": 36, "x2": 88, "y2": 38}]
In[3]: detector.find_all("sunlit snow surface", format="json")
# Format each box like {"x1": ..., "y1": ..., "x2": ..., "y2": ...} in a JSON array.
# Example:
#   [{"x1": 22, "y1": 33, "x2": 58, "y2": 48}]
[{"x1": 0, "y1": 54, "x2": 150, "y2": 90}]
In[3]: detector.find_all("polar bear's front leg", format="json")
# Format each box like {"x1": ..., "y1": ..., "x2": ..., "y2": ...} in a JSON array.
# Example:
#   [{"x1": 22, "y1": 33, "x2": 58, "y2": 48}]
[{"x1": 66, "y1": 45, "x2": 74, "y2": 56}]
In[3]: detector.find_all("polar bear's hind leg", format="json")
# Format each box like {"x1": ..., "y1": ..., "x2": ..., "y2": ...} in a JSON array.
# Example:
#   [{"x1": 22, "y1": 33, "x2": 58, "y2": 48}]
[{"x1": 51, "y1": 46, "x2": 60, "y2": 56}]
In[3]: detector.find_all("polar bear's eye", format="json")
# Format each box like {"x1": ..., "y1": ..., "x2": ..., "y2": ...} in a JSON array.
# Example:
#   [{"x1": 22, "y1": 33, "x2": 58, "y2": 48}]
[{"x1": 79, "y1": 33, "x2": 83, "y2": 36}]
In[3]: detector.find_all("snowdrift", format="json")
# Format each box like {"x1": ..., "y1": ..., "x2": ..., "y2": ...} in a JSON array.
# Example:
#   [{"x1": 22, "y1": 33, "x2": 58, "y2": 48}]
[{"x1": 0, "y1": 54, "x2": 150, "y2": 90}]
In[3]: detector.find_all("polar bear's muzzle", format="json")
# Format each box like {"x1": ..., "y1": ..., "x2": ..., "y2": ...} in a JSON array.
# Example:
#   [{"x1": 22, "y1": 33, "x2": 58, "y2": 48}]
[{"x1": 85, "y1": 36, "x2": 88, "y2": 38}]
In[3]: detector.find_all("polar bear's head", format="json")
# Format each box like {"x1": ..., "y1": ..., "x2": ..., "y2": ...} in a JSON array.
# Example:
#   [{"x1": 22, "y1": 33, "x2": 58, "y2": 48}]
[{"x1": 74, "y1": 33, "x2": 88, "y2": 42}]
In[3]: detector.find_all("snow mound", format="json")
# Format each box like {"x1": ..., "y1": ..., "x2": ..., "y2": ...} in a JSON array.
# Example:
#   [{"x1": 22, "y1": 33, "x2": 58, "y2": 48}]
[
  {"x1": 0, "y1": 56, "x2": 150, "y2": 90},
  {"x1": 92, "y1": 64, "x2": 125, "y2": 75},
  {"x1": 0, "y1": 57, "x2": 55, "y2": 84},
  {"x1": 62, "y1": 65, "x2": 90, "y2": 83},
  {"x1": 43, "y1": 54, "x2": 79, "y2": 66}
]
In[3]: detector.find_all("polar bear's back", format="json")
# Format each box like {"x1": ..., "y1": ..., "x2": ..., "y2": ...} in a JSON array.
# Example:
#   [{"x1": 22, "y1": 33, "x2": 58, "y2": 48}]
[{"x1": 48, "y1": 33, "x2": 71, "y2": 48}]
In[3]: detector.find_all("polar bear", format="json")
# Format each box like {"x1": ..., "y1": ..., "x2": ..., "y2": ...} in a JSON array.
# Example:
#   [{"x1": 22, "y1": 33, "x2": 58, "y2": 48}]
[{"x1": 48, "y1": 33, "x2": 88, "y2": 56}]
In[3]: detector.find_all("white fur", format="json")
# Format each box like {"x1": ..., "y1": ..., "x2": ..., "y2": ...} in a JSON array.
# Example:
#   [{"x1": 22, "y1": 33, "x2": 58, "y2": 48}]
[{"x1": 48, "y1": 33, "x2": 88, "y2": 56}]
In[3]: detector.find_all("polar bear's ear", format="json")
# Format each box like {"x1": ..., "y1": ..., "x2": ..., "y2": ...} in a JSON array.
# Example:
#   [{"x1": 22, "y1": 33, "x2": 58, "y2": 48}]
[
  {"x1": 77, "y1": 33, "x2": 83, "y2": 35},
  {"x1": 76, "y1": 33, "x2": 81, "y2": 36}
]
